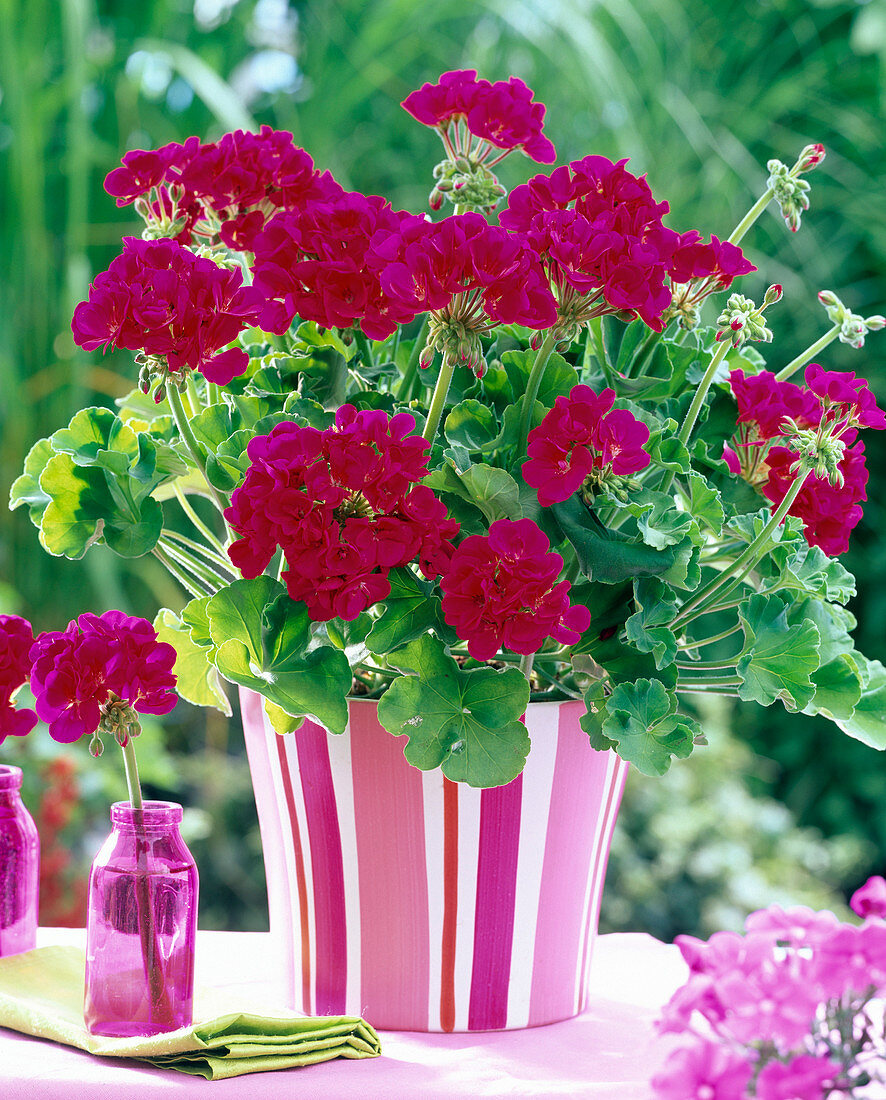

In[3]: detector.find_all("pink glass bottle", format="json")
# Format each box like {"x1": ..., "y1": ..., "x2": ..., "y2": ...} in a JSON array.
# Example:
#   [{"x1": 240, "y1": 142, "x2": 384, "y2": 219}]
[
  {"x1": 0, "y1": 765, "x2": 39, "y2": 957},
  {"x1": 85, "y1": 800, "x2": 198, "y2": 1036}
]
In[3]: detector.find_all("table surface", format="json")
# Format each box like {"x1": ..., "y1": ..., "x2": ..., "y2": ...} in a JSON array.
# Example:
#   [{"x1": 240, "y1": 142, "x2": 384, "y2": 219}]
[{"x1": 0, "y1": 927, "x2": 687, "y2": 1098}]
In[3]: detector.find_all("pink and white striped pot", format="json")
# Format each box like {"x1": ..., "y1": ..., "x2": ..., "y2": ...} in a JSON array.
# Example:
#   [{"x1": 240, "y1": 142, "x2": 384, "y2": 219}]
[{"x1": 240, "y1": 688, "x2": 628, "y2": 1032}]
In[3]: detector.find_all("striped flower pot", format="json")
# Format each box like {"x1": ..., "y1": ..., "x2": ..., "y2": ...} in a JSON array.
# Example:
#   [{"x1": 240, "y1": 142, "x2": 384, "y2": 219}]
[{"x1": 240, "y1": 688, "x2": 628, "y2": 1032}]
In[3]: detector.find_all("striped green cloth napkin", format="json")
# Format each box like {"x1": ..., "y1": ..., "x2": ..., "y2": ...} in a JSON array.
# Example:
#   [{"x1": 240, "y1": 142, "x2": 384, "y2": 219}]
[{"x1": 0, "y1": 945, "x2": 381, "y2": 1079}]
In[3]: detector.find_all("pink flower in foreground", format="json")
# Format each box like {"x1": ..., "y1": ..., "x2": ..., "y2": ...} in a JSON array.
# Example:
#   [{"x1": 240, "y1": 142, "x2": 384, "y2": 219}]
[
  {"x1": 728, "y1": 369, "x2": 821, "y2": 442},
  {"x1": 72, "y1": 237, "x2": 265, "y2": 388},
  {"x1": 401, "y1": 70, "x2": 556, "y2": 164},
  {"x1": 650, "y1": 1041, "x2": 752, "y2": 1100},
  {"x1": 29, "y1": 612, "x2": 177, "y2": 743},
  {"x1": 523, "y1": 385, "x2": 650, "y2": 506},
  {"x1": 225, "y1": 409, "x2": 460, "y2": 622},
  {"x1": 755, "y1": 1053, "x2": 841, "y2": 1100},
  {"x1": 804, "y1": 362, "x2": 886, "y2": 431},
  {"x1": 439, "y1": 518, "x2": 590, "y2": 661},
  {"x1": 0, "y1": 615, "x2": 38, "y2": 741},
  {"x1": 850, "y1": 875, "x2": 886, "y2": 919}
]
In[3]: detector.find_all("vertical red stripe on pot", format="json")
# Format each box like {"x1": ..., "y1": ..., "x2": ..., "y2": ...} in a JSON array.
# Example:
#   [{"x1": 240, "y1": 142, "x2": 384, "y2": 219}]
[
  {"x1": 293, "y1": 721, "x2": 348, "y2": 1015},
  {"x1": 350, "y1": 702, "x2": 430, "y2": 1030},
  {"x1": 468, "y1": 775, "x2": 523, "y2": 1030},
  {"x1": 273, "y1": 733, "x2": 313, "y2": 1016},
  {"x1": 528, "y1": 701, "x2": 609, "y2": 1025},
  {"x1": 440, "y1": 777, "x2": 459, "y2": 1032}
]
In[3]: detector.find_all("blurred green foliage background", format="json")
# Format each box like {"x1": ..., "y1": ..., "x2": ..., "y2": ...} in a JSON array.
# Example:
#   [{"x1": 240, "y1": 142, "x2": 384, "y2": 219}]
[{"x1": 1, "y1": 0, "x2": 884, "y2": 936}]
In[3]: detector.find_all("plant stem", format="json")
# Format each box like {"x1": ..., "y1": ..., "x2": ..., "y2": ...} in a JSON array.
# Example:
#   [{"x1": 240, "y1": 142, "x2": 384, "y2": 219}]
[
  {"x1": 152, "y1": 546, "x2": 207, "y2": 599},
  {"x1": 629, "y1": 327, "x2": 661, "y2": 376},
  {"x1": 673, "y1": 469, "x2": 810, "y2": 625},
  {"x1": 677, "y1": 338, "x2": 731, "y2": 448},
  {"x1": 727, "y1": 186, "x2": 774, "y2": 246},
  {"x1": 185, "y1": 372, "x2": 202, "y2": 415},
  {"x1": 121, "y1": 736, "x2": 143, "y2": 810},
  {"x1": 519, "y1": 331, "x2": 557, "y2": 456},
  {"x1": 675, "y1": 658, "x2": 739, "y2": 672},
  {"x1": 396, "y1": 316, "x2": 429, "y2": 403},
  {"x1": 353, "y1": 327, "x2": 374, "y2": 372},
  {"x1": 675, "y1": 683, "x2": 741, "y2": 697},
  {"x1": 207, "y1": 382, "x2": 221, "y2": 406},
  {"x1": 520, "y1": 651, "x2": 536, "y2": 682},
  {"x1": 158, "y1": 536, "x2": 227, "y2": 591},
  {"x1": 162, "y1": 528, "x2": 235, "y2": 576},
  {"x1": 422, "y1": 356, "x2": 456, "y2": 446},
  {"x1": 167, "y1": 385, "x2": 231, "y2": 519},
  {"x1": 775, "y1": 323, "x2": 841, "y2": 381},
  {"x1": 172, "y1": 483, "x2": 228, "y2": 556},
  {"x1": 685, "y1": 623, "x2": 743, "y2": 649}
]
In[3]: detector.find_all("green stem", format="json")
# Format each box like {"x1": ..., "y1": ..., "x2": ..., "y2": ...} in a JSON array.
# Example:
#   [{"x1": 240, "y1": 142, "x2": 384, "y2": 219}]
[
  {"x1": 167, "y1": 385, "x2": 231, "y2": 519},
  {"x1": 675, "y1": 683, "x2": 741, "y2": 696},
  {"x1": 422, "y1": 356, "x2": 456, "y2": 446},
  {"x1": 727, "y1": 186, "x2": 774, "y2": 246},
  {"x1": 673, "y1": 470, "x2": 810, "y2": 625},
  {"x1": 207, "y1": 382, "x2": 221, "y2": 406},
  {"x1": 121, "y1": 736, "x2": 144, "y2": 810},
  {"x1": 152, "y1": 546, "x2": 207, "y2": 599},
  {"x1": 396, "y1": 316, "x2": 429, "y2": 402},
  {"x1": 172, "y1": 483, "x2": 228, "y2": 557},
  {"x1": 158, "y1": 536, "x2": 228, "y2": 591},
  {"x1": 629, "y1": 327, "x2": 662, "y2": 376},
  {"x1": 519, "y1": 331, "x2": 558, "y2": 456},
  {"x1": 775, "y1": 323, "x2": 841, "y2": 381},
  {"x1": 677, "y1": 338, "x2": 731, "y2": 448},
  {"x1": 685, "y1": 624, "x2": 743, "y2": 649},
  {"x1": 162, "y1": 528, "x2": 235, "y2": 576},
  {"x1": 675, "y1": 658, "x2": 739, "y2": 672},
  {"x1": 520, "y1": 651, "x2": 536, "y2": 682},
  {"x1": 185, "y1": 372, "x2": 202, "y2": 415},
  {"x1": 353, "y1": 327, "x2": 374, "y2": 372}
]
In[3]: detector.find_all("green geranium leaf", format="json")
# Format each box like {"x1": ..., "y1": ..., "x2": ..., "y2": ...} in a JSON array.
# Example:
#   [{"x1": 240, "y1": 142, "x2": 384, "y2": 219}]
[
  {"x1": 365, "y1": 567, "x2": 452, "y2": 654},
  {"x1": 377, "y1": 634, "x2": 530, "y2": 787},
  {"x1": 282, "y1": 395, "x2": 335, "y2": 428},
  {"x1": 785, "y1": 597, "x2": 855, "y2": 667},
  {"x1": 500, "y1": 349, "x2": 578, "y2": 407},
  {"x1": 38, "y1": 455, "x2": 113, "y2": 558},
  {"x1": 625, "y1": 578, "x2": 679, "y2": 669},
  {"x1": 760, "y1": 542, "x2": 856, "y2": 605},
  {"x1": 207, "y1": 578, "x2": 352, "y2": 734},
  {"x1": 444, "y1": 400, "x2": 498, "y2": 449},
  {"x1": 153, "y1": 608, "x2": 231, "y2": 715},
  {"x1": 646, "y1": 430, "x2": 692, "y2": 475},
  {"x1": 805, "y1": 653, "x2": 864, "y2": 721},
  {"x1": 181, "y1": 596, "x2": 215, "y2": 653},
  {"x1": 50, "y1": 407, "x2": 121, "y2": 464},
  {"x1": 425, "y1": 461, "x2": 521, "y2": 524},
  {"x1": 736, "y1": 593, "x2": 821, "y2": 712},
  {"x1": 578, "y1": 680, "x2": 618, "y2": 752},
  {"x1": 9, "y1": 437, "x2": 53, "y2": 524},
  {"x1": 609, "y1": 489, "x2": 696, "y2": 550},
  {"x1": 264, "y1": 699, "x2": 306, "y2": 734},
  {"x1": 687, "y1": 472, "x2": 724, "y2": 537},
  {"x1": 602, "y1": 678, "x2": 699, "y2": 775},
  {"x1": 102, "y1": 496, "x2": 164, "y2": 557},
  {"x1": 294, "y1": 320, "x2": 355, "y2": 361},
  {"x1": 837, "y1": 658, "x2": 886, "y2": 750}
]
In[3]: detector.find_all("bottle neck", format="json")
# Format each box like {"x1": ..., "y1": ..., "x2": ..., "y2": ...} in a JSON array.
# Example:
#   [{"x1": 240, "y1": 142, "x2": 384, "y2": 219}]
[
  {"x1": 110, "y1": 800, "x2": 184, "y2": 836},
  {"x1": 0, "y1": 766, "x2": 24, "y2": 810}
]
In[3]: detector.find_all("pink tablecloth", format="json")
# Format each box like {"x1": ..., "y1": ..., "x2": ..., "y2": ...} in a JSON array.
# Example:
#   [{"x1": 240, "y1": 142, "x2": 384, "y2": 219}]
[{"x1": 0, "y1": 928, "x2": 686, "y2": 1098}]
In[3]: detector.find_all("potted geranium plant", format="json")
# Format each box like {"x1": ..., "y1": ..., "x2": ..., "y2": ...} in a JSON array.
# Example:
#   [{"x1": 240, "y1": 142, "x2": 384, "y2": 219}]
[{"x1": 10, "y1": 70, "x2": 885, "y2": 1031}]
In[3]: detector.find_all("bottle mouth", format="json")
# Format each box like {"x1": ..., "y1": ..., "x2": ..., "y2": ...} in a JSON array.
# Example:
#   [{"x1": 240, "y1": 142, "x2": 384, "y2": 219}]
[
  {"x1": 0, "y1": 765, "x2": 23, "y2": 791},
  {"x1": 110, "y1": 800, "x2": 183, "y2": 827}
]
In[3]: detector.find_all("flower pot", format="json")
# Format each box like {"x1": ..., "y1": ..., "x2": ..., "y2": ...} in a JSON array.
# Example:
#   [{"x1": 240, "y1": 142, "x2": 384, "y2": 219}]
[{"x1": 240, "y1": 689, "x2": 627, "y2": 1032}]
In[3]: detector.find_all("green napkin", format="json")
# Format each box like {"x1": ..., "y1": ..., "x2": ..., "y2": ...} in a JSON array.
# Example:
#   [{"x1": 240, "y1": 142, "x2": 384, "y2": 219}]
[{"x1": 0, "y1": 945, "x2": 381, "y2": 1080}]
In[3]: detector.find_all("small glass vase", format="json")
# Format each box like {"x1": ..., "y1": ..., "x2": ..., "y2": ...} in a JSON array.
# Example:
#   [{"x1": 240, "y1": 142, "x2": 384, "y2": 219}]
[
  {"x1": 0, "y1": 765, "x2": 40, "y2": 958},
  {"x1": 85, "y1": 800, "x2": 198, "y2": 1037}
]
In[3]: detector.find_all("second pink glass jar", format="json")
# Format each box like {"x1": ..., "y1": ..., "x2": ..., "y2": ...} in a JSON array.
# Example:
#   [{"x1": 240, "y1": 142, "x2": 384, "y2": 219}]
[
  {"x1": 85, "y1": 800, "x2": 198, "y2": 1037},
  {"x1": 0, "y1": 764, "x2": 39, "y2": 958}
]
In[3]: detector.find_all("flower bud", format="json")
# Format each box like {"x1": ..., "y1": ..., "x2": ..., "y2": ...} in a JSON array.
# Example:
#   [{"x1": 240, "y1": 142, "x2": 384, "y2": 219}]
[
  {"x1": 419, "y1": 344, "x2": 436, "y2": 370},
  {"x1": 795, "y1": 143, "x2": 826, "y2": 172},
  {"x1": 764, "y1": 284, "x2": 783, "y2": 304},
  {"x1": 89, "y1": 733, "x2": 104, "y2": 758}
]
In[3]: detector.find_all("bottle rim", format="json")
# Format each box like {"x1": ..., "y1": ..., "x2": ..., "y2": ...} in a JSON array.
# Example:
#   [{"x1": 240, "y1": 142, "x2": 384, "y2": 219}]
[
  {"x1": 0, "y1": 764, "x2": 23, "y2": 791},
  {"x1": 110, "y1": 800, "x2": 183, "y2": 826}
]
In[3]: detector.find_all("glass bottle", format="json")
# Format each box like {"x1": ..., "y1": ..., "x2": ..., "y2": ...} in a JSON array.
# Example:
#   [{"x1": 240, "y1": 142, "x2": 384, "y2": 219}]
[
  {"x1": 0, "y1": 764, "x2": 39, "y2": 958},
  {"x1": 85, "y1": 800, "x2": 198, "y2": 1037}
]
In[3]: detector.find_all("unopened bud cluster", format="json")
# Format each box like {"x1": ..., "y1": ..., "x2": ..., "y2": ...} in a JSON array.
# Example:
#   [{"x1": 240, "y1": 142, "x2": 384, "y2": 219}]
[
  {"x1": 783, "y1": 421, "x2": 847, "y2": 487},
  {"x1": 817, "y1": 290, "x2": 886, "y2": 350},
  {"x1": 135, "y1": 352, "x2": 189, "y2": 404},
  {"x1": 766, "y1": 144, "x2": 825, "y2": 233},
  {"x1": 715, "y1": 287, "x2": 780, "y2": 348},
  {"x1": 134, "y1": 184, "x2": 190, "y2": 240},
  {"x1": 98, "y1": 697, "x2": 142, "y2": 749},
  {"x1": 429, "y1": 157, "x2": 507, "y2": 214},
  {"x1": 422, "y1": 315, "x2": 488, "y2": 377}
]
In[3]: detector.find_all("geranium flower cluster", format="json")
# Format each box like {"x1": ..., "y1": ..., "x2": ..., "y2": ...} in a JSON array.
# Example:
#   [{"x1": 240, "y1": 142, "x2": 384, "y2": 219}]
[
  {"x1": 651, "y1": 881, "x2": 886, "y2": 1099},
  {"x1": 523, "y1": 385, "x2": 651, "y2": 506},
  {"x1": 438, "y1": 518, "x2": 590, "y2": 661},
  {"x1": 71, "y1": 237, "x2": 265, "y2": 391},
  {"x1": 500, "y1": 156, "x2": 753, "y2": 333},
  {"x1": 0, "y1": 615, "x2": 37, "y2": 741},
  {"x1": 401, "y1": 69, "x2": 556, "y2": 165},
  {"x1": 29, "y1": 611, "x2": 178, "y2": 745},
  {"x1": 251, "y1": 191, "x2": 429, "y2": 340},
  {"x1": 725, "y1": 365, "x2": 885, "y2": 555},
  {"x1": 104, "y1": 126, "x2": 342, "y2": 250},
  {"x1": 225, "y1": 408, "x2": 460, "y2": 622}
]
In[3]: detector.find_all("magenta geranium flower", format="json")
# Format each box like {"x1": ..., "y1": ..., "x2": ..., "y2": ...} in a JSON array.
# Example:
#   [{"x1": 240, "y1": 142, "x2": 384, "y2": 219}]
[
  {"x1": 29, "y1": 611, "x2": 177, "y2": 744},
  {"x1": 650, "y1": 1041, "x2": 752, "y2": 1100},
  {"x1": 850, "y1": 875, "x2": 886, "y2": 919},
  {"x1": 438, "y1": 518, "x2": 590, "y2": 661},
  {"x1": 804, "y1": 362, "x2": 886, "y2": 431},
  {"x1": 755, "y1": 1054, "x2": 841, "y2": 1100},
  {"x1": 0, "y1": 615, "x2": 38, "y2": 742},
  {"x1": 401, "y1": 70, "x2": 556, "y2": 164},
  {"x1": 71, "y1": 237, "x2": 265, "y2": 386},
  {"x1": 523, "y1": 385, "x2": 651, "y2": 506},
  {"x1": 225, "y1": 408, "x2": 460, "y2": 622}
]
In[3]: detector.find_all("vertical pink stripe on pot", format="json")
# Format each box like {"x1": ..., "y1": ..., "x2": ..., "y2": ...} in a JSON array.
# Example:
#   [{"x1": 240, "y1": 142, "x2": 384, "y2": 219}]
[
  {"x1": 468, "y1": 774, "x2": 523, "y2": 1030},
  {"x1": 273, "y1": 734, "x2": 313, "y2": 1016},
  {"x1": 440, "y1": 777, "x2": 459, "y2": 1032},
  {"x1": 349, "y1": 702, "x2": 430, "y2": 1030},
  {"x1": 292, "y1": 721, "x2": 348, "y2": 1016},
  {"x1": 528, "y1": 701, "x2": 609, "y2": 1026}
]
